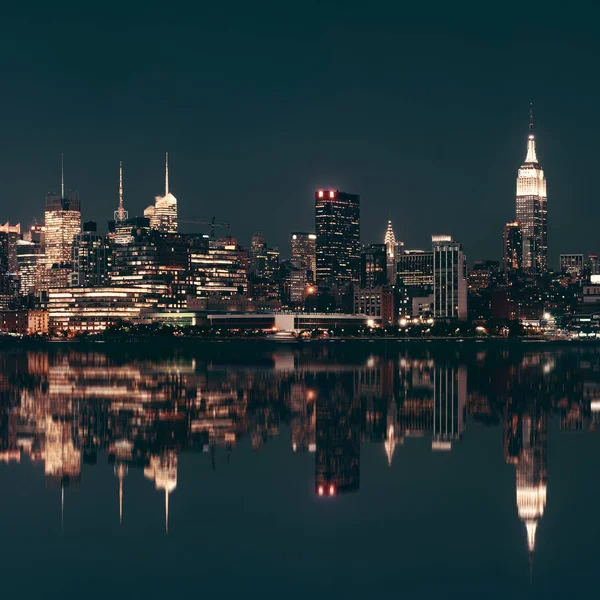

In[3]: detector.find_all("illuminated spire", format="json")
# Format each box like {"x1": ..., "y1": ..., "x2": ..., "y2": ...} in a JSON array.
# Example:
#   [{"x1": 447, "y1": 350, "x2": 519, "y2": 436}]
[
  {"x1": 165, "y1": 152, "x2": 169, "y2": 196},
  {"x1": 525, "y1": 103, "x2": 538, "y2": 163},
  {"x1": 384, "y1": 424, "x2": 396, "y2": 466},
  {"x1": 384, "y1": 220, "x2": 396, "y2": 258},
  {"x1": 119, "y1": 161, "x2": 124, "y2": 210},
  {"x1": 165, "y1": 488, "x2": 169, "y2": 534},
  {"x1": 61, "y1": 154, "x2": 65, "y2": 199}
]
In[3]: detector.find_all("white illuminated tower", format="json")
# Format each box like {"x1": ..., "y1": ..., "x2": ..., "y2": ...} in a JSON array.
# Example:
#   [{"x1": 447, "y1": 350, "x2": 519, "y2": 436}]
[
  {"x1": 516, "y1": 105, "x2": 547, "y2": 274},
  {"x1": 145, "y1": 153, "x2": 178, "y2": 233}
]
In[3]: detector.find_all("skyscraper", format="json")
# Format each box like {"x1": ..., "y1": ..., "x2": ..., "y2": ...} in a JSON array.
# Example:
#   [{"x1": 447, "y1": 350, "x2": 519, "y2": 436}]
[
  {"x1": 44, "y1": 158, "x2": 81, "y2": 289},
  {"x1": 516, "y1": 106, "x2": 547, "y2": 274},
  {"x1": 315, "y1": 189, "x2": 360, "y2": 289},
  {"x1": 503, "y1": 221, "x2": 523, "y2": 273},
  {"x1": 72, "y1": 223, "x2": 111, "y2": 287},
  {"x1": 432, "y1": 235, "x2": 467, "y2": 320},
  {"x1": 0, "y1": 223, "x2": 20, "y2": 273},
  {"x1": 145, "y1": 153, "x2": 178, "y2": 233},
  {"x1": 290, "y1": 232, "x2": 316, "y2": 280},
  {"x1": 360, "y1": 244, "x2": 387, "y2": 288},
  {"x1": 108, "y1": 161, "x2": 133, "y2": 245},
  {"x1": 384, "y1": 220, "x2": 403, "y2": 285}
]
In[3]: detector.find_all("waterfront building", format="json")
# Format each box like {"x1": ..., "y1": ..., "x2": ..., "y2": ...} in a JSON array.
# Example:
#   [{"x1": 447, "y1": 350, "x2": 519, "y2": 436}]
[
  {"x1": 468, "y1": 260, "x2": 500, "y2": 293},
  {"x1": 353, "y1": 286, "x2": 396, "y2": 325},
  {"x1": 432, "y1": 235, "x2": 467, "y2": 320},
  {"x1": 516, "y1": 106, "x2": 547, "y2": 274},
  {"x1": 47, "y1": 285, "x2": 162, "y2": 333},
  {"x1": 315, "y1": 189, "x2": 360, "y2": 289},
  {"x1": 360, "y1": 244, "x2": 387, "y2": 288},
  {"x1": 503, "y1": 222, "x2": 523, "y2": 273},
  {"x1": 384, "y1": 220, "x2": 403, "y2": 285}
]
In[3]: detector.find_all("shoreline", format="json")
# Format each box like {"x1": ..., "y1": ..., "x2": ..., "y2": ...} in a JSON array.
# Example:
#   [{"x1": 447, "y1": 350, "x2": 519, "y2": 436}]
[{"x1": 0, "y1": 336, "x2": 596, "y2": 347}]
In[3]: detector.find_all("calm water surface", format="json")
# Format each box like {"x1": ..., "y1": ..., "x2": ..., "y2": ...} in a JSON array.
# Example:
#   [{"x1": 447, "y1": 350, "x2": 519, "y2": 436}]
[{"x1": 0, "y1": 341, "x2": 599, "y2": 598}]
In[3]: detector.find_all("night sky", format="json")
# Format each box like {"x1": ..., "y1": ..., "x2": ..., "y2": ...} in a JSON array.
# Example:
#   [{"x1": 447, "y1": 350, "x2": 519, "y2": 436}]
[{"x1": 1, "y1": 2, "x2": 599, "y2": 266}]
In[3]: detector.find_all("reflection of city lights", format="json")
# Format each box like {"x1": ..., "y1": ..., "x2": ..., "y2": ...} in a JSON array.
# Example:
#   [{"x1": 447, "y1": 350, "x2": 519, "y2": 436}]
[{"x1": 366, "y1": 357, "x2": 375, "y2": 368}]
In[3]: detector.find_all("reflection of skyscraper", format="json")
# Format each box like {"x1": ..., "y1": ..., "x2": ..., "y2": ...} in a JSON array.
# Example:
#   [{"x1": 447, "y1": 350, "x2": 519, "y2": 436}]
[
  {"x1": 432, "y1": 365, "x2": 467, "y2": 450},
  {"x1": 315, "y1": 379, "x2": 360, "y2": 496},
  {"x1": 505, "y1": 404, "x2": 547, "y2": 565},
  {"x1": 290, "y1": 384, "x2": 316, "y2": 453}
]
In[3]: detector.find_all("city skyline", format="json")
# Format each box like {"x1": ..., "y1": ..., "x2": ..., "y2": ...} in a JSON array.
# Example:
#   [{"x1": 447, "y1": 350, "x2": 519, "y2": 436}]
[
  {"x1": 1, "y1": 4, "x2": 599, "y2": 263},
  {"x1": 0, "y1": 106, "x2": 586, "y2": 268}
]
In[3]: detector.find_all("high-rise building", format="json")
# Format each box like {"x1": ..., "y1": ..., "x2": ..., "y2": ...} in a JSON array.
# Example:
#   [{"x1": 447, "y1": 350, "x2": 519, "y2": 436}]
[
  {"x1": 432, "y1": 235, "x2": 467, "y2": 320},
  {"x1": 72, "y1": 223, "x2": 111, "y2": 287},
  {"x1": 290, "y1": 232, "x2": 316, "y2": 280},
  {"x1": 503, "y1": 222, "x2": 523, "y2": 273},
  {"x1": 290, "y1": 232, "x2": 316, "y2": 306},
  {"x1": 560, "y1": 254, "x2": 584, "y2": 277},
  {"x1": 360, "y1": 244, "x2": 387, "y2": 288},
  {"x1": 516, "y1": 106, "x2": 547, "y2": 274},
  {"x1": 384, "y1": 220, "x2": 403, "y2": 285},
  {"x1": 44, "y1": 160, "x2": 81, "y2": 270},
  {"x1": 315, "y1": 190, "x2": 360, "y2": 288},
  {"x1": 108, "y1": 161, "x2": 133, "y2": 245},
  {"x1": 145, "y1": 153, "x2": 178, "y2": 233},
  {"x1": 16, "y1": 240, "x2": 42, "y2": 296},
  {"x1": 396, "y1": 250, "x2": 434, "y2": 287},
  {"x1": 0, "y1": 223, "x2": 20, "y2": 274}
]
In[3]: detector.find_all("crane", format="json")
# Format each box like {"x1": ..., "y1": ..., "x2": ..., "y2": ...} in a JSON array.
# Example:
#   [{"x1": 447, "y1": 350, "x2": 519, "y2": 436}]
[{"x1": 178, "y1": 216, "x2": 230, "y2": 239}]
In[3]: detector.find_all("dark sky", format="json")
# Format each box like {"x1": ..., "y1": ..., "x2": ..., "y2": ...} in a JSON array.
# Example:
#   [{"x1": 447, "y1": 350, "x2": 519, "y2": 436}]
[{"x1": 1, "y1": 2, "x2": 599, "y2": 265}]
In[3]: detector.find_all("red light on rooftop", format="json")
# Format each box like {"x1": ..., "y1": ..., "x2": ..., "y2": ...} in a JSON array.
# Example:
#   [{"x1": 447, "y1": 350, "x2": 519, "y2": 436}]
[
  {"x1": 318, "y1": 485, "x2": 324, "y2": 496},
  {"x1": 329, "y1": 191, "x2": 335, "y2": 198},
  {"x1": 318, "y1": 190, "x2": 324, "y2": 198}
]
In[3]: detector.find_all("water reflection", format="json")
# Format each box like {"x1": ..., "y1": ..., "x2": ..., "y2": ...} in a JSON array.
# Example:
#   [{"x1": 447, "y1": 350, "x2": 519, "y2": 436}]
[{"x1": 0, "y1": 343, "x2": 598, "y2": 580}]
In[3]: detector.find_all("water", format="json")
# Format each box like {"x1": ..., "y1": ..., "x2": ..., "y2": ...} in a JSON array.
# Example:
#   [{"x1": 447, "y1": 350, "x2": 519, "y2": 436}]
[{"x1": 0, "y1": 341, "x2": 599, "y2": 598}]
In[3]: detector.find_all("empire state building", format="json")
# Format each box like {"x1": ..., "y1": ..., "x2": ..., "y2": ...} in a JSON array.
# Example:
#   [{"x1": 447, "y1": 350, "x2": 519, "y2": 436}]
[{"x1": 516, "y1": 106, "x2": 547, "y2": 274}]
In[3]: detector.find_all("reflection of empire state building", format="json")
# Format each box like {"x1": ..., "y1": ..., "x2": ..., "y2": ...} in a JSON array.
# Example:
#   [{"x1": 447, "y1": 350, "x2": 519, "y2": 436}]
[
  {"x1": 505, "y1": 406, "x2": 547, "y2": 564},
  {"x1": 516, "y1": 105, "x2": 548, "y2": 274}
]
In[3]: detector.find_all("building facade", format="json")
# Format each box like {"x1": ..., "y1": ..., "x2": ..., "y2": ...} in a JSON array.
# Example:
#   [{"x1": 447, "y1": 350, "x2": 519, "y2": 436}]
[
  {"x1": 516, "y1": 108, "x2": 547, "y2": 274},
  {"x1": 360, "y1": 244, "x2": 387, "y2": 288},
  {"x1": 396, "y1": 250, "x2": 434, "y2": 287},
  {"x1": 560, "y1": 254, "x2": 584, "y2": 277},
  {"x1": 503, "y1": 221, "x2": 523, "y2": 273},
  {"x1": 315, "y1": 190, "x2": 360, "y2": 289},
  {"x1": 72, "y1": 226, "x2": 111, "y2": 287},
  {"x1": 432, "y1": 235, "x2": 467, "y2": 320},
  {"x1": 44, "y1": 193, "x2": 81, "y2": 268}
]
